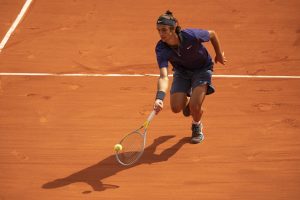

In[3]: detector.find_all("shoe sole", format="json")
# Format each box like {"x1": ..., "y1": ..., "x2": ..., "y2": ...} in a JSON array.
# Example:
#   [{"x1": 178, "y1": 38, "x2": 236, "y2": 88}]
[{"x1": 190, "y1": 134, "x2": 204, "y2": 144}]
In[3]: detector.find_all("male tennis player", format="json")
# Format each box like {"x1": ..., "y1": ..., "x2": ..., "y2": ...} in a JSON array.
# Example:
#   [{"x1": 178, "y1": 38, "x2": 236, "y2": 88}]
[{"x1": 153, "y1": 10, "x2": 226, "y2": 144}]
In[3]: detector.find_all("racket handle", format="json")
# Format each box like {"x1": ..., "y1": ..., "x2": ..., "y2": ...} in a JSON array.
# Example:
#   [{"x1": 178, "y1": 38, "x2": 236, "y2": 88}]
[{"x1": 147, "y1": 110, "x2": 156, "y2": 122}]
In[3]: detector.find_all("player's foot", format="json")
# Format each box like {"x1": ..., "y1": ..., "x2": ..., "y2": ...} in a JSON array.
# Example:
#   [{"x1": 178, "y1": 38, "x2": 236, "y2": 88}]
[
  {"x1": 191, "y1": 123, "x2": 204, "y2": 144},
  {"x1": 182, "y1": 102, "x2": 191, "y2": 117}
]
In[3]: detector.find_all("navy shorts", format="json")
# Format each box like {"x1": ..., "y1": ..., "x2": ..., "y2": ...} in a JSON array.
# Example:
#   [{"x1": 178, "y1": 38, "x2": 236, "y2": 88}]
[{"x1": 170, "y1": 68, "x2": 215, "y2": 95}]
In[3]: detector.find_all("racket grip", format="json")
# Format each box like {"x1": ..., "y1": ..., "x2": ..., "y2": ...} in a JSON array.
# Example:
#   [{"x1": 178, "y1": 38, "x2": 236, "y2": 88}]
[{"x1": 147, "y1": 110, "x2": 156, "y2": 122}]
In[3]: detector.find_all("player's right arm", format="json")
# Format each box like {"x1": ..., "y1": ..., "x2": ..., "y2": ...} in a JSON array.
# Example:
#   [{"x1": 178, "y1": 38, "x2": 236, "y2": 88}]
[{"x1": 153, "y1": 67, "x2": 169, "y2": 114}]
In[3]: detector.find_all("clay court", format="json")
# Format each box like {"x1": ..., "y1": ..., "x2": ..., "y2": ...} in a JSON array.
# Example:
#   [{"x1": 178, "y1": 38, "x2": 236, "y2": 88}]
[{"x1": 0, "y1": 0, "x2": 300, "y2": 199}]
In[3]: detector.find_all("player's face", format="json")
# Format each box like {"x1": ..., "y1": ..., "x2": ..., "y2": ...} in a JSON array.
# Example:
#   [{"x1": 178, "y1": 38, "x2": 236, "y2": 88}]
[{"x1": 156, "y1": 24, "x2": 175, "y2": 42}]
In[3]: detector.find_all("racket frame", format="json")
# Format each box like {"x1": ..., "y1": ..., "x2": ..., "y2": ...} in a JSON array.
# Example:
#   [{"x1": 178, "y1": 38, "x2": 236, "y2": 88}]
[{"x1": 115, "y1": 111, "x2": 156, "y2": 166}]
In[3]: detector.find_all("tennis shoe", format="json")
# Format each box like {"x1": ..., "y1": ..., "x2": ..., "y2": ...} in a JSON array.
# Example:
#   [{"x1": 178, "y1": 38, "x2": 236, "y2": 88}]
[{"x1": 191, "y1": 123, "x2": 204, "y2": 144}]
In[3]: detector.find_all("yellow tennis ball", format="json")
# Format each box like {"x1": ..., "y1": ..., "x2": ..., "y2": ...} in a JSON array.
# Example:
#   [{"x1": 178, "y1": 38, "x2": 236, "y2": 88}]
[{"x1": 114, "y1": 144, "x2": 123, "y2": 151}]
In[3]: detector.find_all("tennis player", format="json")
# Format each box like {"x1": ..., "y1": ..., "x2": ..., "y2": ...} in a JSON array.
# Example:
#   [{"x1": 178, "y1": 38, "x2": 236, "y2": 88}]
[{"x1": 153, "y1": 10, "x2": 226, "y2": 144}]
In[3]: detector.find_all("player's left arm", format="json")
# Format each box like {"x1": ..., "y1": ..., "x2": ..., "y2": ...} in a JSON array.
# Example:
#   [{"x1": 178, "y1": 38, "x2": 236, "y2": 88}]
[{"x1": 208, "y1": 30, "x2": 227, "y2": 65}]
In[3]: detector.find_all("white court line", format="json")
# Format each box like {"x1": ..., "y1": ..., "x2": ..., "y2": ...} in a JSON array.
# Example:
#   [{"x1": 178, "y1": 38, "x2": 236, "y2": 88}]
[
  {"x1": 212, "y1": 74, "x2": 300, "y2": 79},
  {"x1": 0, "y1": 72, "x2": 300, "y2": 79},
  {"x1": 0, "y1": 0, "x2": 33, "y2": 52}
]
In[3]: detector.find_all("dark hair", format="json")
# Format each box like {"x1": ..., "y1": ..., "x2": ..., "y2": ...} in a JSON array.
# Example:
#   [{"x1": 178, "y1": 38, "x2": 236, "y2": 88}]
[{"x1": 157, "y1": 10, "x2": 181, "y2": 34}]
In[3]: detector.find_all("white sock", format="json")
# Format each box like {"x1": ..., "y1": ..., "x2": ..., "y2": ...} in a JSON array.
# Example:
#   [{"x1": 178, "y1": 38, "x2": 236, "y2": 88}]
[{"x1": 192, "y1": 120, "x2": 201, "y2": 125}]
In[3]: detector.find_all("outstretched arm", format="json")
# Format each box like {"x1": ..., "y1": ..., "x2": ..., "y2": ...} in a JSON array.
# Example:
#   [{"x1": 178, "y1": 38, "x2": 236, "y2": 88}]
[
  {"x1": 208, "y1": 30, "x2": 227, "y2": 65},
  {"x1": 153, "y1": 67, "x2": 169, "y2": 114}
]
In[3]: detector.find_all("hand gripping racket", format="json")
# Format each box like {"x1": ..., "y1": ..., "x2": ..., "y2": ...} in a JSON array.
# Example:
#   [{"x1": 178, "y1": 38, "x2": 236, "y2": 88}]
[{"x1": 115, "y1": 110, "x2": 156, "y2": 166}]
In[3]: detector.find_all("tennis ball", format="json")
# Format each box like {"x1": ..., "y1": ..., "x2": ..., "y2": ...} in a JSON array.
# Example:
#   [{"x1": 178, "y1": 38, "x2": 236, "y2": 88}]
[{"x1": 114, "y1": 144, "x2": 123, "y2": 151}]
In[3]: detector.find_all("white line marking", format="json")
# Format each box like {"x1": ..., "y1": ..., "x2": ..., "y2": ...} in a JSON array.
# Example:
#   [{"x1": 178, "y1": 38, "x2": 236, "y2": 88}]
[
  {"x1": 212, "y1": 75, "x2": 300, "y2": 79},
  {"x1": 0, "y1": 0, "x2": 33, "y2": 52},
  {"x1": 0, "y1": 72, "x2": 300, "y2": 79}
]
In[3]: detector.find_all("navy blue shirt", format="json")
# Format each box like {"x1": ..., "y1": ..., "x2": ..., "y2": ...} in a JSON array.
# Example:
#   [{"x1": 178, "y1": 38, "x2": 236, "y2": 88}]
[{"x1": 155, "y1": 28, "x2": 213, "y2": 71}]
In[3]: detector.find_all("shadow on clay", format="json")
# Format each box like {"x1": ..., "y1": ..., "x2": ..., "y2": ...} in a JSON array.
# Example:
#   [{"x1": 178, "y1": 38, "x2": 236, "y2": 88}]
[{"x1": 42, "y1": 135, "x2": 189, "y2": 193}]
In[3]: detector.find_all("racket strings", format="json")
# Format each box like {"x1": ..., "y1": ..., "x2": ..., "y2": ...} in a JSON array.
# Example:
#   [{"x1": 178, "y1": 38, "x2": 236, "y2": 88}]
[{"x1": 117, "y1": 132, "x2": 145, "y2": 165}]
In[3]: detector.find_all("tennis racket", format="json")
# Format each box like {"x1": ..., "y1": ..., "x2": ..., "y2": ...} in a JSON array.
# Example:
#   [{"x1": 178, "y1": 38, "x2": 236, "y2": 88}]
[{"x1": 115, "y1": 110, "x2": 156, "y2": 166}]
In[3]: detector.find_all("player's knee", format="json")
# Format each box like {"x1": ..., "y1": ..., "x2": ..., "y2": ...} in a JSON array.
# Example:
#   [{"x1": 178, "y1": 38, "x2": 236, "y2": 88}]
[{"x1": 171, "y1": 104, "x2": 182, "y2": 113}]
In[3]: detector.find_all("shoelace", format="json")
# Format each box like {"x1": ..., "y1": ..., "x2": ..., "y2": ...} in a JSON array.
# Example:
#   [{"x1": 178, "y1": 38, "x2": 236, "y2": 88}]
[{"x1": 192, "y1": 125, "x2": 201, "y2": 136}]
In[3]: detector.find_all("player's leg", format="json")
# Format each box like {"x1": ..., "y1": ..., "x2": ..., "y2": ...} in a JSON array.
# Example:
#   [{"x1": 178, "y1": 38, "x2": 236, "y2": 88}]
[
  {"x1": 170, "y1": 70, "x2": 191, "y2": 114},
  {"x1": 189, "y1": 69, "x2": 215, "y2": 144},
  {"x1": 189, "y1": 84, "x2": 207, "y2": 143},
  {"x1": 170, "y1": 92, "x2": 188, "y2": 113},
  {"x1": 190, "y1": 84, "x2": 207, "y2": 122},
  {"x1": 182, "y1": 88, "x2": 192, "y2": 117}
]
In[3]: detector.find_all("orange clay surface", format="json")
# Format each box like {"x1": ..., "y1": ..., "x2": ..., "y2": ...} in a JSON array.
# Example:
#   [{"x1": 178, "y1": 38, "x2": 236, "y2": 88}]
[{"x1": 0, "y1": 0, "x2": 300, "y2": 200}]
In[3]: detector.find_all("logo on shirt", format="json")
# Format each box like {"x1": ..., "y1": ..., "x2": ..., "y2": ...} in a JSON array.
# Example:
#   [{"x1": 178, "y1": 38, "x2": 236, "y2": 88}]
[{"x1": 186, "y1": 45, "x2": 192, "y2": 49}]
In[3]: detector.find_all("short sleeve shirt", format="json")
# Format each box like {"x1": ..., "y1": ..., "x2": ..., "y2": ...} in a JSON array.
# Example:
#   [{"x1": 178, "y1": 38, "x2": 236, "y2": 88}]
[{"x1": 155, "y1": 28, "x2": 213, "y2": 71}]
